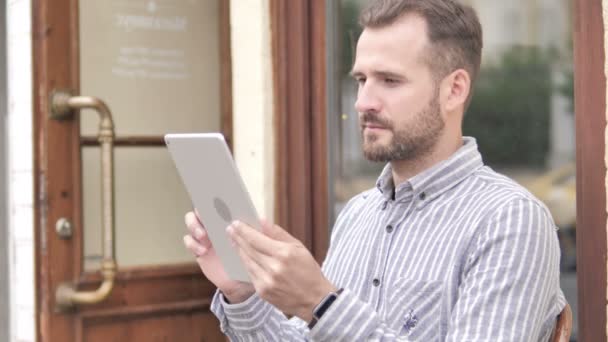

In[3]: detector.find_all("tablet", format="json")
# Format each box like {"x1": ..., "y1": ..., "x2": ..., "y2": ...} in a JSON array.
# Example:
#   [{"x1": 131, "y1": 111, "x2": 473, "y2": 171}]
[{"x1": 165, "y1": 133, "x2": 261, "y2": 282}]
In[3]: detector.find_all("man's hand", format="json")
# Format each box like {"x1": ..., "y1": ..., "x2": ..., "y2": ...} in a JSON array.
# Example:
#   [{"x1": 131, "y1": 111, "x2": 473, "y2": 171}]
[
  {"x1": 183, "y1": 211, "x2": 255, "y2": 303},
  {"x1": 227, "y1": 220, "x2": 337, "y2": 322}
]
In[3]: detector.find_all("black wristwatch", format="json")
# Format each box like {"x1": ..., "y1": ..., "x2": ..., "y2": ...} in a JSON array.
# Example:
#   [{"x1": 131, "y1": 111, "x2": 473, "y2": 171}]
[{"x1": 308, "y1": 288, "x2": 344, "y2": 329}]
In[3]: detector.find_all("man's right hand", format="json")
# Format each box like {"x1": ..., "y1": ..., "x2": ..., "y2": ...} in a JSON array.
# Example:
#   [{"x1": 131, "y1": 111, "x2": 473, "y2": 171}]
[{"x1": 183, "y1": 211, "x2": 255, "y2": 303}]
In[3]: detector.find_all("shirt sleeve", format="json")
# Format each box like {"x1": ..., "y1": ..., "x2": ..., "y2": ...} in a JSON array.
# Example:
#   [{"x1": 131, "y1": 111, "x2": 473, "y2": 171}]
[
  {"x1": 210, "y1": 290, "x2": 311, "y2": 341},
  {"x1": 211, "y1": 287, "x2": 422, "y2": 341},
  {"x1": 446, "y1": 197, "x2": 565, "y2": 341}
]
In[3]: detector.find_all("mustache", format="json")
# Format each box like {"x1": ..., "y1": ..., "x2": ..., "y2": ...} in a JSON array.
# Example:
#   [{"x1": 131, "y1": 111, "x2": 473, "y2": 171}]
[{"x1": 360, "y1": 112, "x2": 392, "y2": 129}]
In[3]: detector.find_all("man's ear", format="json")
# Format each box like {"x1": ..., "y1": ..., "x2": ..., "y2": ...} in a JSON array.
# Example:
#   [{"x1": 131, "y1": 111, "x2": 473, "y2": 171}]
[{"x1": 441, "y1": 69, "x2": 471, "y2": 115}]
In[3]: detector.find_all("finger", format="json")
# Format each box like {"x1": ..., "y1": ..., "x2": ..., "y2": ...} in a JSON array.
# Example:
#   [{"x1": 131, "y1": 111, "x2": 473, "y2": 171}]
[
  {"x1": 183, "y1": 235, "x2": 208, "y2": 257},
  {"x1": 230, "y1": 228, "x2": 277, "y2": 270},
  {"x1": 235, "y1": 240, "x2": 268, "y2": 285},
  {"x1": 185, "y1": 211, "x2": 203, "y2": 233},
  {"x1": 260, "y1": 218, "x2": 299, "y2": 243},
  {"x1": 191, "y1": 228, "x2": 212, "y2": 249},
  {"x1": 228, "y1": 223, "x2": 280, "y2": 276},
  {"x1": 185, "y1": 212, "x2": 212, "y2": 248},
  {"x1": 229, "y1": 221, "x2": 283, "y2": 257}
]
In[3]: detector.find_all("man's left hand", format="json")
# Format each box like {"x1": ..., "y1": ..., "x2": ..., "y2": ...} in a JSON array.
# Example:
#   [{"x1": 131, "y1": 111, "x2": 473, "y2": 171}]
[{"x1": 227, "y1": 219, "x2": 337, "y2": 322}]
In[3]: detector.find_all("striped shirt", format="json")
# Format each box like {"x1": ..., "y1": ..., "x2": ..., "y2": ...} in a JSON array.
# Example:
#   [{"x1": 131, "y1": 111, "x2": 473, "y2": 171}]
[{"x1": 211, "y1": 137, "x2": 566, "y2": 341}]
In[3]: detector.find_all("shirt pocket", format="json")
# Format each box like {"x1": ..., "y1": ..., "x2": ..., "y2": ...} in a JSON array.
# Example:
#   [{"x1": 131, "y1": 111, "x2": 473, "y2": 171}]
[{"x1": 383, "y1": 277, "x2": 445, "y2": 341}]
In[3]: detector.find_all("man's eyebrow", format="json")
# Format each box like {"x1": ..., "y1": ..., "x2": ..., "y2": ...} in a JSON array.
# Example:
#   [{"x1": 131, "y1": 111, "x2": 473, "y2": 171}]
[
  {"x1": 349, "y1": 70, "x2": 405, "y2": 79},
  {"x1": 349, "y1": 70, "x2": 364, "y2": 78},
  {"x1": 373, "y1": 70, "x2": 404, "y2": 79}
]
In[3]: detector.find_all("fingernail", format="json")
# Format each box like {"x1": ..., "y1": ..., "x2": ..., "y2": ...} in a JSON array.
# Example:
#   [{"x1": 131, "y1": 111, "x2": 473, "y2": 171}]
[
  {"x1": 195, "y1": 228, "x2": 204, "y2": 239},
  {"x1": 226, "y1": 225, "x2": 234, "y2": 234},
  {"x1": 232, "y1": 220, "x2": 240, "y2": 227}
]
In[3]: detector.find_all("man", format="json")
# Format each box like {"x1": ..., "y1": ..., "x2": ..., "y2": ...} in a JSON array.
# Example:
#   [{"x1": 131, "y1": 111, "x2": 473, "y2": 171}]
[{"x1": 184, "y1": 0, "x2": 565, "y2": 340}]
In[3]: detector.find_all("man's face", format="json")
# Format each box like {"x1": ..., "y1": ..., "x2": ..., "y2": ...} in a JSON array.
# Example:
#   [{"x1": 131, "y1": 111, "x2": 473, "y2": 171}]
[{"x1": 352, "y1": 14, "x2": 445, "y2": 163}]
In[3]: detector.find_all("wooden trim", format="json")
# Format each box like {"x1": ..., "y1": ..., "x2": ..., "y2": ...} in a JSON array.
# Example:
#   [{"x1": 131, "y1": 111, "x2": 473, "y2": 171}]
[
  {"x1": 33, "y1": 0, "x2": 82, "y2": 339},
  {"x1": 271, "y1": 0, "x2": 328, "y2": 262},
  {"x1": 78, "y1": 299, "x2": 211, "y2": 321},
  {"x1": 573, "y1": 0, "x2": 607, "y2": 340},
  {"x1": 272, "y1": 0, "x2": 313, "y2": 247},
  {"x1": 70, "y1": 0, "x2": 84, "y2": 288},
  {"x1": 78, "y1": 263, "x2": 201, "y2": 284},
  {"x1": 74, "y1": 295, "x2": 216, "y2": 342},
  {"x1": 309, "y1": 0, "x2": 329, "y2": 261},
  {"x1": 71, "y1": 273, "x2": 216, "y2": 313},
  {"x1": 75, "y1": 299, "x2": 211, "y2": 342}
]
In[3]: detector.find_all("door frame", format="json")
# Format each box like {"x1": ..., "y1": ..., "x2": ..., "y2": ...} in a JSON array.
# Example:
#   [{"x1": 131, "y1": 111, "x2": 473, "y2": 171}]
[
  {"x1": 271, "y1": 0, "x2": 329, "y2": 262},
  {"x1": 32, "y1": 0, "x2": 232, "y2": 340},
  {"x1": 573, "y1": 0, "x2": 607, "y2": 340}
]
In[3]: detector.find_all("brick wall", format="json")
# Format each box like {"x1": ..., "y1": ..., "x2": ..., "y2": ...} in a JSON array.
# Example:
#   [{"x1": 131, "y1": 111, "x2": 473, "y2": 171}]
[{"x1": 7, "y1": 0, "x2": 35, "y2": 341}]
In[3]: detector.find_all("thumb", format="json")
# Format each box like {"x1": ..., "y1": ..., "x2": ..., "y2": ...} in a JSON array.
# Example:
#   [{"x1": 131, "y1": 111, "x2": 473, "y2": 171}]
[{"x1": 260, "y1": 218, "x2": 298, "y2": 243}]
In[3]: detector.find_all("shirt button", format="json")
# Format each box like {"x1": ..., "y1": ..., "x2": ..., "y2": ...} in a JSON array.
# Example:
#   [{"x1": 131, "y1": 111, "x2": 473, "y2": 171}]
[
  {"x1": 372, "y1": 278, "x2": 380, "y2": 287},
  {"x1": 386, "y1": 225, "x2": 394, "y2": 233},
  {"x1": 419, "y1": 192, "x2": 427, "y2": 200},
  {"x1": 381, "y1": 201, "x2": 388, "y2": 210}
]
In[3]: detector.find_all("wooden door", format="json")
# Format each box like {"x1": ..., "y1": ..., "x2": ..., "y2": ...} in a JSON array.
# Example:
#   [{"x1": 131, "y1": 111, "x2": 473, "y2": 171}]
[{"x1": 33, "y1": 0, "x2": 231, "y2": 340}]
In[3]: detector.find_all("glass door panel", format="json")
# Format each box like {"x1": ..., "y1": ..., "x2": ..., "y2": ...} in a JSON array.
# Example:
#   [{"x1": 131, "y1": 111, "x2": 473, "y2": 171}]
[
  {"x1": 79, "y1": 0, "x2": 222, "y2": 269},
  {"x1": 79, "y1": 0, "x2": 221, "y2": 136},
  {"x1": 82, "y1": 148, "x2": 194, "y2": 270}
]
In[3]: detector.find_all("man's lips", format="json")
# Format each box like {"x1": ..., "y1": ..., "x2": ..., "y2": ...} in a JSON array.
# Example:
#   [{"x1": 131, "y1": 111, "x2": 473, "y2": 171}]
[{"x1": 363, "y1": 123, "x2": 388, "y2": 130}]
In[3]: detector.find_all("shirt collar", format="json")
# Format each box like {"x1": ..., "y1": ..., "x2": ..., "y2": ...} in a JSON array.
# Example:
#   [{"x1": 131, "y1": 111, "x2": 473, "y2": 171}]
[{"x1": 375, "y1": 137, "x2": 484, "y2": 205}]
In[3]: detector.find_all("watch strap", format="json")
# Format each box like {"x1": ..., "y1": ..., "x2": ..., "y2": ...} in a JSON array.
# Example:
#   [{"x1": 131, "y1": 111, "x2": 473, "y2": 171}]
[{"x1": 308, "y1": 288, "x2": 344, "y2": 329}]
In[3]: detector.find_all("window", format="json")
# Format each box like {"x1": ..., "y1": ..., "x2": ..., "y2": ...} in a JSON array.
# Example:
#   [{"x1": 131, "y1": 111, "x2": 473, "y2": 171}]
[{"x1": 327, "y1": 1, "x2": 577, "y2": 338}]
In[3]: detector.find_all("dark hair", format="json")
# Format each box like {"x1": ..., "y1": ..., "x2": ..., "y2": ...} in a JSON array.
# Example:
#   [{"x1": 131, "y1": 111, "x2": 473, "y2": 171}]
[{"x1": 359, "y1": 0, "x2": 483, "y2": 106}]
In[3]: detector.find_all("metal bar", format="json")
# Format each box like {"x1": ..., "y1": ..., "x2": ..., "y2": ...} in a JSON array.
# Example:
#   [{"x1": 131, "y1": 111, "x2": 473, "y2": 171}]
[
  {"x1": 80, "y1": 136, "x2": 232, "y2": 148},
  {"x1": 50, "y1": 90, "x2": 117, "y2": 309},
  {"x1": 81, "y1": 136, "x2": 165, "y2": 147}
]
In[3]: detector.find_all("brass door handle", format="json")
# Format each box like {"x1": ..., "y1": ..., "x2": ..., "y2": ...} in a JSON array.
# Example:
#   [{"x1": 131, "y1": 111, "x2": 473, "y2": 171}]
[{"x1": 49, "y1": 90, "x2": 117, "y2": 310}]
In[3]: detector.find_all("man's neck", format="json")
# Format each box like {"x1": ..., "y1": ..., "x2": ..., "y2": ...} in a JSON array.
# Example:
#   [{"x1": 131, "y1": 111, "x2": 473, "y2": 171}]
[{"x1": 390, "y1": 136, "x2": 463, "y2": 187}]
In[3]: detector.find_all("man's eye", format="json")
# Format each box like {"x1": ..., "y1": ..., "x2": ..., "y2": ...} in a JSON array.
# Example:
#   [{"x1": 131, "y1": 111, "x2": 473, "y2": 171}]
[
  {"x1": 384, "y1": 78, "x2": 399, "y2": 85},
  {"x1": 356, "y1": 77, "x2": 366, "y2": 84}
]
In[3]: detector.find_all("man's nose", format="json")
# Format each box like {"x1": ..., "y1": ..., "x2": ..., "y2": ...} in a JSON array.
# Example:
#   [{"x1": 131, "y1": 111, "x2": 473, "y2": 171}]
[{"x1": 355, "y1": 82, "x2": 381, "y2": 114}]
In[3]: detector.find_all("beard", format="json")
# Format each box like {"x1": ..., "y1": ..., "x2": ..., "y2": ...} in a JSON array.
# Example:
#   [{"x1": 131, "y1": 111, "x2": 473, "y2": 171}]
[{"x1": 360, "y1": 94, "x2": 445, "y2": 163}]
